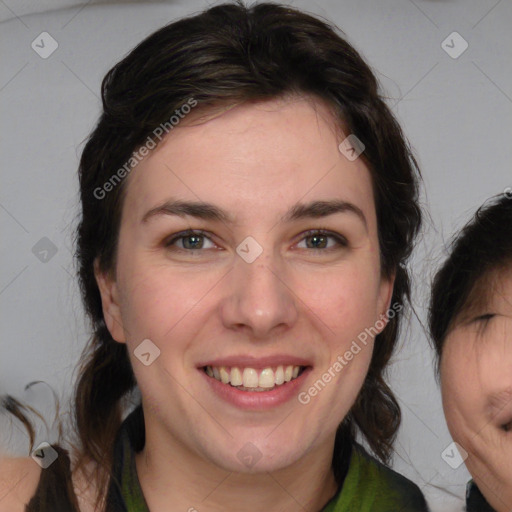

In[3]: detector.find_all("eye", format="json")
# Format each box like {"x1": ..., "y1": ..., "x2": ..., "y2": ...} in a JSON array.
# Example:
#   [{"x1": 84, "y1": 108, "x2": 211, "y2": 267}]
[
  {"x1": 474, "y1": 313, "x2": 496, "y2": 322},
  {"x1": 472, "y1": 313, "x2": 496, "y2": 335},
  {"x1": 164, "y1": 229, "x2": 216, "y2": 251},
  {"x1": 501, "y1": 421, "x2": 512, "y2": 432},
  {"x1": 163, "y1": 228, "x2": 348, "y2": 253},
  {"x1": 295, "y1": 229, "x2": 348, "y2": 251}
]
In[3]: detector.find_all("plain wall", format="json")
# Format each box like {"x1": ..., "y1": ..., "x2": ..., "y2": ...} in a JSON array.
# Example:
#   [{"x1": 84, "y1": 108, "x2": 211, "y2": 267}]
[{"x1": 1, "y1": 1, "x2": 511, "y2": 510}]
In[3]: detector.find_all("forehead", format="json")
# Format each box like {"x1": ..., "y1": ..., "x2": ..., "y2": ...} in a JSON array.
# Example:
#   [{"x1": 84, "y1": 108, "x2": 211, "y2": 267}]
[
  {"x1": 121, "y1": 96, "x2": 376, "y2": 228},
  {"x1": 455, "y1": 267, "x2": 512, "y2": 326}
]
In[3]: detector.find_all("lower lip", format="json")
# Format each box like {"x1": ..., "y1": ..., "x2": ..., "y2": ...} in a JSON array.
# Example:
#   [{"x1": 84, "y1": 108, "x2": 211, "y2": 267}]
[{"x1": 200, "y1": 368, "x2": 312, "y2": 410}]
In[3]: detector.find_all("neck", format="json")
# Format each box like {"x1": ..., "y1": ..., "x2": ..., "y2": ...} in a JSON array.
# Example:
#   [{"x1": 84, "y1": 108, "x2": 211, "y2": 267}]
[{"x1": 135, "y1": 420, "x2": 341, "y2": 512}]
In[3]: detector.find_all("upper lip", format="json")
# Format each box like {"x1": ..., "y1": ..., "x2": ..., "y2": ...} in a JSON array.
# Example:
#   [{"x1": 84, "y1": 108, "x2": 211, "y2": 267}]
[{"x1": 197, "y1": 354, "x2": 313, "y2": 369}]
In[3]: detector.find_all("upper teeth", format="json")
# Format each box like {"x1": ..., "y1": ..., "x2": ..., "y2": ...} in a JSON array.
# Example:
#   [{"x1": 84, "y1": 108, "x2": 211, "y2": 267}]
[{"x1": 205, "y1": 365, "x2": 302, "y2": 388}]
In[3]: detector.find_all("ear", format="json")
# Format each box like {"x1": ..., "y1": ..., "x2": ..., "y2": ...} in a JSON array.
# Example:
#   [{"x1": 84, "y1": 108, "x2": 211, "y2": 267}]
[
  {"x1": 375, "y1": 271, "x2": 396, "y2": 334},
  {"x1": 94, "y1": 259, "x2": 126, "y2": 343}
]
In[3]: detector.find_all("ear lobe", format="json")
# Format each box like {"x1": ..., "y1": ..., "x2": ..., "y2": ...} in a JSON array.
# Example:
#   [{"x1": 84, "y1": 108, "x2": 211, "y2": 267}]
[{"x1": 94, "y1": 259, "x2": 126, "y2": 343}]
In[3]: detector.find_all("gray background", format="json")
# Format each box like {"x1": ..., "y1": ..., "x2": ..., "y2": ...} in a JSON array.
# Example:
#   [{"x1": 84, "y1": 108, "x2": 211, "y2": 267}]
[{"x1": 0, "y1": 1, "x2": 510, "y2": 510}]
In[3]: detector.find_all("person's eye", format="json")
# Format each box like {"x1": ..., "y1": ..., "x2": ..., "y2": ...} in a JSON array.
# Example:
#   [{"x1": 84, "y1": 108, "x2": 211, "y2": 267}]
[
  {"x1": 500, "y1": 420, "x2": 512, "y2": 432},
  {"x1": 475, "y1": 313, "x2": 496, "y2": 322},
  {"x1": 164, "y1": 229, "x2": 216, "y2": 251},
  {"x1": 472, "y1": 313, "x2": 496, "y2": 335},
  {"x1": 295, "y1": 229, "x2": 348, "y2": 251},
  {"x1": 163, "y1": 228, "x2": 348, "y2": 254}
]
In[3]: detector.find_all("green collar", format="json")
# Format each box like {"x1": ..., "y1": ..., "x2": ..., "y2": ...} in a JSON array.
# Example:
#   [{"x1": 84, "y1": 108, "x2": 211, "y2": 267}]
[{"x1": 120, "y1": 429, "x2": 150, "y2": 511}]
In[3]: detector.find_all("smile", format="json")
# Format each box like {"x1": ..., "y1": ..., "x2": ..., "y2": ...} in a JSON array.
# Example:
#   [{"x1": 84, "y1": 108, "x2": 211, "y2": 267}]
[{"x1": 204, "y1": 365, "x2": 306, "y2": 391}]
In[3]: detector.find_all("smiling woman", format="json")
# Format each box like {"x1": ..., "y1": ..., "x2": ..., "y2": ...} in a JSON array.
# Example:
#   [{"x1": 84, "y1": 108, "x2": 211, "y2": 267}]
[{"x1": 0, "y1": 2, "x2": 427, "y2": 511}]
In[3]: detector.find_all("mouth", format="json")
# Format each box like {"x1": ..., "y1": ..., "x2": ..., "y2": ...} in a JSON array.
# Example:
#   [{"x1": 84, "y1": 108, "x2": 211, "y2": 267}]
[{"x1": 203, "y1": 364, "x2": 307, "y2": 392}]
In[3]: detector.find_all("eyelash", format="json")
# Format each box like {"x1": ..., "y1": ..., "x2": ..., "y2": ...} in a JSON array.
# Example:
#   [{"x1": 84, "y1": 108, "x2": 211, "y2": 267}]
[
  {"x1": 475, "y1": 313, "x2": 496, "y2": 321},
  {"x1": 163, "y1": 228, "x2": 348, "y2": 253}
]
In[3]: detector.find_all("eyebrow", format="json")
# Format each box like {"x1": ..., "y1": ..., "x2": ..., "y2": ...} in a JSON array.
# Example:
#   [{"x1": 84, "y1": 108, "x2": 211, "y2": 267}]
[{"x1": 141, "y1": 198, "x2": 368, "y2": 231}]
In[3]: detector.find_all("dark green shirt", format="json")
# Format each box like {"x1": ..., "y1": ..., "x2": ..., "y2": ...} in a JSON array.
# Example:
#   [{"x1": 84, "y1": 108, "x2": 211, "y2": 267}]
[{"x1": 107, "y1": 406, "x2": 429, "y2": 512}]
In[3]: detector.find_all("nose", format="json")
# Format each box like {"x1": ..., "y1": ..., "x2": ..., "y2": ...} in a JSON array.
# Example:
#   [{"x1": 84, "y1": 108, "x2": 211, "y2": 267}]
[{"x1": 219, "y1": 248, "x2": 298, "y2": 340}]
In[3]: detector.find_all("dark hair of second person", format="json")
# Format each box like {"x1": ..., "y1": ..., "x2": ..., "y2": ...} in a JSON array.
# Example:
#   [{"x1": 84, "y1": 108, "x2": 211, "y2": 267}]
[{"x1": 429, "y1": 194, "x2": 512, "y2": 512}]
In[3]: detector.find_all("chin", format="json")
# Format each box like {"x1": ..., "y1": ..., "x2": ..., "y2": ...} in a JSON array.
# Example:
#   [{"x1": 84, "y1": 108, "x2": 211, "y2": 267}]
[{"x1": 202, "y1": 438, "x2": 308, "y2": 474}]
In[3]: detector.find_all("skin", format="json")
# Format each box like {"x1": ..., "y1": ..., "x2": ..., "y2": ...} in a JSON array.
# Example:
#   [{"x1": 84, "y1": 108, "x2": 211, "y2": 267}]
[
  {"x1": 95, "y1": 95, "x2": 393, "y2": 512},
  {"x1": 441, "y1": 269, "x2": 512, "y2": 512}
]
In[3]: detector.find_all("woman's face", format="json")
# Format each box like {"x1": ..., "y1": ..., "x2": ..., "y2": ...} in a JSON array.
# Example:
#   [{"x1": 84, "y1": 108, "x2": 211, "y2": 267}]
[
  {"x1": 441, "y1": 269, "x2": 512, "y2": 512},
  {"x1": 97, "y1": 96, "x2": 393, "y2": 473}
]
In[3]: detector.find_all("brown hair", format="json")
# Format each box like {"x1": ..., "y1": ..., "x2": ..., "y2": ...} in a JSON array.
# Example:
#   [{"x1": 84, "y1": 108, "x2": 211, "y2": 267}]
[{"x1": 2, "y1": 2, "x2": 421, "y2": 509}]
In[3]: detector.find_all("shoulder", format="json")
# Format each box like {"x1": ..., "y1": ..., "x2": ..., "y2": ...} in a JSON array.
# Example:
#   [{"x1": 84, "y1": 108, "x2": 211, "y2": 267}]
[
  {"x1": 336, "y1": 444, "x2": 430, "y2": 511},
  {"x1": 0, "y1": 455, "x2": 41, "y2": 511}
]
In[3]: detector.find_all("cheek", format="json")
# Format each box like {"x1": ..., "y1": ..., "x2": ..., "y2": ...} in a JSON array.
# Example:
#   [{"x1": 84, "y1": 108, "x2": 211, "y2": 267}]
[
  {"x1": 307, "y1": 265, "x2": 382, "y2": 332},
  {"x1": 465, "y1": 437, "x2": 512, "y2": 512},
  {"x1": 296, "y1": 265, "x2": 381, "y2": 374},
  {"x1": 117, "y1": 261, "x2": 211, "y2": 341},
  {"x1": 441, "y1": 360, "x2": 475, "y2": 440},
  {"x1": 441, "y1": 351, "x2": 512, "y2": 486}
]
